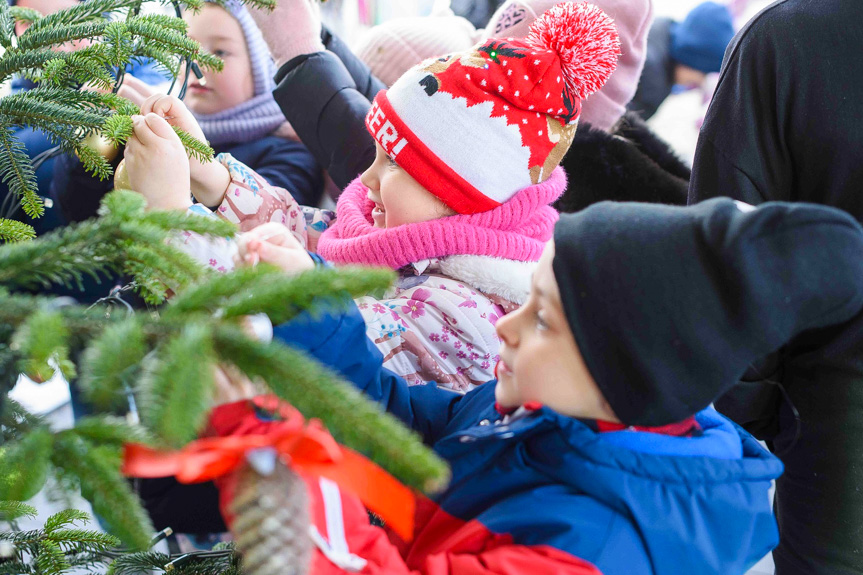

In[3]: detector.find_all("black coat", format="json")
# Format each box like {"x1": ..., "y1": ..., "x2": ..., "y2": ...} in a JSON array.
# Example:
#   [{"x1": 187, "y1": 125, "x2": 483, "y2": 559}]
[
  {"x1": 272, "y1": 27, "x2": 385, "y2": 198},
  {"x1": 689, "y1": 1, "x2": 863, "y2": 572},
  {"x1": 555, "y1": 112, "x2": 689, "y2": 213}
]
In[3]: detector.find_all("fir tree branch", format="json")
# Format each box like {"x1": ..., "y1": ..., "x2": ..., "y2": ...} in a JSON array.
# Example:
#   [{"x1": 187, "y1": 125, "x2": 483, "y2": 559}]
[
  {"x1": 0, "y1": 218, "x2": 36, "y2": 242},
  {"x1": 0, "y1": 49, "x2": 56, "y2": 83},
  {"x1": 79, "y1": 321, "x2": 148, "y2": 410},
  {"x1": 17, "y1": 21, "x2": 108, "y2": 51},
  {"x1": 124, "y1": 19, "x2": 199, "y2": 59},
  {"x1": 0, "y1": 92, "x2": 111, "y2": 131},
  {"x1": 27, "y1": 0, "x2": 142, "y2": 31},
  {"x1": 172, "y1": 126, "x2": 214, "y2": 162},
  {"x1": 0, "y1": 397, "x2": 43, "y2": 443},
  {"x1": 69, "y1": 416, "x2": 150, "y2": 448},
  {"x1": 51, "y1": 434, "x2": 154, "y2": 550},
  {"x1": 140, "y1": 323, "x2": 215, "y2": 448},
  {"x1": 43, "y1": 509, "x2": 90, "y2": 533},
  {"x1": 11, "y1": 309, "x2": 76, "y2": 381},
  {"x1": 140, "y1": 210, "x2": 236, "y2": 238},
  {"x1": 9, "y1": 6, "x2": 43, "y2": 26},
  {"x1": 0, "y1": 1, "x2": 15, "y2": 50},
  {"x1": 214, "y1": 325, "x2": 450, "y2": 493},
  {"x1": 0, "y1": 219, "x2": 114, "y2": 289},
  {"x1": 35, "y1": 539, "x2": 71, "y2": 575},
  {"x1": 74, "y1": 143, "x2": 114, "y2": 181},
  {"x1": 219, "y1": 266, "x2": 393, "y2": 325},
  {"x1": 0, "y1": 501, "x2": 37, "y2": 521},
  {"x1": 0, "y1": 126, "x2": 42, "y2": 219},
  {"x1": 0, "y1": 427, "x2": 53, "y2": 502}
]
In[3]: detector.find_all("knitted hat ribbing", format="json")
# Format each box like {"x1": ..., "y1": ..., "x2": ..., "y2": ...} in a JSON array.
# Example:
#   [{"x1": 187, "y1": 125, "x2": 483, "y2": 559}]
[{"x1": 365, "y1": 2, "x2": 620, "y2": 215}]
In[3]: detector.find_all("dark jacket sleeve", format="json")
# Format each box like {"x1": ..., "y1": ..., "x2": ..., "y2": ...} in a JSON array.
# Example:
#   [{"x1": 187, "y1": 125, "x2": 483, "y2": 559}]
[
  {"x1": 272, "y1": 301, "x2": 465, "y2": 446},
  {"x1": 271, "y1": 28, "x2": 386, "y2": 196},
  {"x1": 50, "y1": 151, "x2": 117, "y2": 224}
]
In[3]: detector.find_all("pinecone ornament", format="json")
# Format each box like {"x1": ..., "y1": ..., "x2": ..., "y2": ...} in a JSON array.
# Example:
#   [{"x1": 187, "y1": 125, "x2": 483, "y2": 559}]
[{"x1": 229, "y1": 451, "x2": 312, "y2": 575}]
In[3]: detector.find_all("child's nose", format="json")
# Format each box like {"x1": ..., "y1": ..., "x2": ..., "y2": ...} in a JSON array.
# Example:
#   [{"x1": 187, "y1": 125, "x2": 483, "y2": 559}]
[
  {"x1": 360, "y1": 165, "x2": 378, "y2": 192},
  {"x1": 495, "y1": 310, "x2": 520, "y2": 348}
]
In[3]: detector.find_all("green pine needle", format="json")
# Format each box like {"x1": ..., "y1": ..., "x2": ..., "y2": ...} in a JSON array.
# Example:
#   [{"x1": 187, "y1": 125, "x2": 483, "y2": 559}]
[
  {"x1": 0, "y1": 1, "x2": 15, "y2": 50},
  {"x1": 8, "y1": 6, "x2": 43, "y2": 26},
  {"x1": 79, "y1": 321, "x2": 148, "y2": 410},
  {"x1": 17, "y1": 21, "x2": 108, "y2": 51},
  {"x1": 172, "y1": 126, "x2": 214, "y2": 162},
  {"x1": 35, "y1": 539, "x2": 71, "y2": 575},
  {"x1": 69, "y1": 416, "x2": 150, "y2": 447},
  {"x1": 140, "y1": 323, "x2": 215, "y2": 448},
  {"x1": 11, "y1": 309, "x2": 76, "y2": 381},
  {"x1": 43, "y1": 509, "x2": 90, "y2": 533},
  {"x1": 51, "y1": 434, "x2": 153, "y2": 550},
  {"x1": 0, "y1": 126, "x2": 42, "y2": 219},
  {"x1": 0, "y1": 501, "x2": 37, "y2": 521},
  {"x1": 0, "y1": 427, "x2": 53, "y2": 502},
  {"x1": 0, "y1": 219, "x2": 36, "y2": 242}
]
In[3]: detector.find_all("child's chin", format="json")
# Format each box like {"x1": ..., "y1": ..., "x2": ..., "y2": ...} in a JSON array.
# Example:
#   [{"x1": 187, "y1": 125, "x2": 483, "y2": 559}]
[{"x1": 493, "y1": 381, "x2": 518, "y2": 408}]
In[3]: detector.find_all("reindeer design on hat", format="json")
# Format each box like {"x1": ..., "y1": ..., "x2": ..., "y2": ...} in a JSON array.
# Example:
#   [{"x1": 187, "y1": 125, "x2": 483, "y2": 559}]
[{"x1": 417, "y1": 38, "x2": 581, "y2": 185}]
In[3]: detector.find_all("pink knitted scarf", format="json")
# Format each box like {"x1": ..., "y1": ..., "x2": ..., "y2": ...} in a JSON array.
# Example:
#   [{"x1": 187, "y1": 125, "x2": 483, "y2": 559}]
[{"x1": 317, "y1": 167, "x2": 566, "y2": 269}]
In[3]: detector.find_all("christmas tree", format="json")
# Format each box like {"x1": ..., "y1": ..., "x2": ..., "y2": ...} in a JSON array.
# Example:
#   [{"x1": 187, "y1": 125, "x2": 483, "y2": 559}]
[{"x1": 0, "y1": 1, "x2": 449, "y2": 572}]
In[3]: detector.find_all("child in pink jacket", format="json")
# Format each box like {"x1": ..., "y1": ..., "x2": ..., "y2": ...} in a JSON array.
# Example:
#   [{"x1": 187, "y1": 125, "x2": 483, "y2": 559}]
[{"x1": 123, "y1": 2, "x2": 621, "y2": 392}]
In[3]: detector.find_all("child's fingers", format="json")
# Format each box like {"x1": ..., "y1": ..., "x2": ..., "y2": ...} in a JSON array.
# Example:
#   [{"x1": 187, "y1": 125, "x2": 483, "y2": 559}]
[
  {"x1": 121, "y1": 74, "x2": 158, "y2": 98},
  {"x1": 240, "y1": 223, "x2": 294, "y2": 248},
  {"x1": 140, "y1": 94, "x2": 182, "y2": 121},
  {"x1": 117, "y1": 83, "x2": 148, "y2": 107},
  {"x1": 139, "y1": 113, "x2": 181, "y2": 144}
]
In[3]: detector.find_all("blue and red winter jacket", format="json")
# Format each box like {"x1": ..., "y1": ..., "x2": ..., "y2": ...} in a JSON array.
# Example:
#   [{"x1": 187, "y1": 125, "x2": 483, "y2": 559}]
[{"x1": 273, "y1": 301, "x2": 783, "y2": 575}]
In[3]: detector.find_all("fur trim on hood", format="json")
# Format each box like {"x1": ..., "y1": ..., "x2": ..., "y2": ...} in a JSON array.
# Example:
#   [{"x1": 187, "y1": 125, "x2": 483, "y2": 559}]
[
  {"x1": 555, "y1": 111, "x2": 690, "y2": 213},
  {"x1": 436, "y1": 254, "x2": 536, "y2": 306}
]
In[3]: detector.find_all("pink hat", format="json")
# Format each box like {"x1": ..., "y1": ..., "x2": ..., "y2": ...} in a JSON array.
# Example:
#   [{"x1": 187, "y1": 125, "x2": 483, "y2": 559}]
[
  {"x1": 484, "y1": 0, "x2": 653, "y2": 132},
  {"x1": 353, "y1": 12, "x2": 479, "y2": 88},
  {"x1": 365, "y1": 2, "x2": 620, "y2": 215}
]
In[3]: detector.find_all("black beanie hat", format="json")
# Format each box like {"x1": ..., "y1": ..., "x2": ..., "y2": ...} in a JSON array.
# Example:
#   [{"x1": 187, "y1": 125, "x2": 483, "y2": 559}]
[{"x1": 552, "y1": 198, "x2": 863, "y2": 427}]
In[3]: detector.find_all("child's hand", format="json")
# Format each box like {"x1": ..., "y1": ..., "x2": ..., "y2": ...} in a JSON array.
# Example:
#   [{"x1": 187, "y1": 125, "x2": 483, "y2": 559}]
[
  {"x1": 212, "y1": 364, "x2": 259, "y2": 406},
  {"x1": 140, "y1": 94, "x2": 206, "y2": 144},
  {"x1": 117, "y1": 75, "x2": 160, "y2": 107},
  {"x1": 140, "y1": 94, "x2": 230, "y2": 207},
  {"x1": 123, "y1": 113, "x2": 192, "y2": 211},
  {"x1": 235, "y1": 222, "x2": 314, "y2": 274},
  {"x1": 247, "y1": 0, "x2": 325, "y2": 69}
]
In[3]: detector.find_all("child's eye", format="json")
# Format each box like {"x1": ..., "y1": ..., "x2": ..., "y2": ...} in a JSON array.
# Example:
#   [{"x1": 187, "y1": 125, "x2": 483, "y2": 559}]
[
  {"x1": 535, "y1": 311, "x2": 549, "y2": 331},
  {"x1": 213, "y1": 49, "x2": 229, "y2": 57},
  {"x1": 386, "y1": 155, "x2": 398, "y2": 168}
]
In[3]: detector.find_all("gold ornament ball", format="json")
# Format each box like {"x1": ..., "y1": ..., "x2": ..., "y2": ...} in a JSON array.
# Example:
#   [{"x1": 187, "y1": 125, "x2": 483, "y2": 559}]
[
  {"x1": 113, "y1": 159, "x2": 131, "y2": 190},
  {"x1": 77, "y1": 131, "x2": 119, "y2": 162}
]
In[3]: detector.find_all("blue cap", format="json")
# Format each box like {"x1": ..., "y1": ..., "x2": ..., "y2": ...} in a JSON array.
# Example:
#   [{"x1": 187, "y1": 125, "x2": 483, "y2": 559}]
[{"x1": 670, "y1": 2, "x2": 735, "y2": 74}]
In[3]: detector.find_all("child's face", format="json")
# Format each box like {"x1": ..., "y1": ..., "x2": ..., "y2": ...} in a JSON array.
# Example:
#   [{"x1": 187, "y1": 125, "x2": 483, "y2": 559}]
[
  {"x1": 361, "y1": 143, "x2": 455, "y2": 228},
  {"x1": 184, "y1": 5, "x2": 255, "y2": 115},
  {"x1": 494, "y1": 241, "x2": 619, "y2": 422}
]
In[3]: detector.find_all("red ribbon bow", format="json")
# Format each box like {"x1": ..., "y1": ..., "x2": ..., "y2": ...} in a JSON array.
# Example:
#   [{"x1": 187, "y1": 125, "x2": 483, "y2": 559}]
[{"x1": 122, "y1": 398, "x2": 416, "y2": 540}]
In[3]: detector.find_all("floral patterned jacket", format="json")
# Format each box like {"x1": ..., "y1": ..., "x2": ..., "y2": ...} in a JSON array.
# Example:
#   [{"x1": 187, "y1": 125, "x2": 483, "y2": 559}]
[{"x1": 181, "y1": 154, "x2": 535, "y2": 391}]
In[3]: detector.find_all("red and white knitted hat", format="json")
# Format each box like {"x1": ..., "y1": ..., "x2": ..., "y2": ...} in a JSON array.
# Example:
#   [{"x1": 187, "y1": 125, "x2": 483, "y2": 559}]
[{"x1": 365, "y1": 2, "x2": 620, "y2": 215}]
